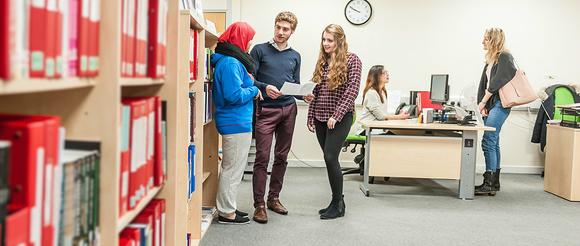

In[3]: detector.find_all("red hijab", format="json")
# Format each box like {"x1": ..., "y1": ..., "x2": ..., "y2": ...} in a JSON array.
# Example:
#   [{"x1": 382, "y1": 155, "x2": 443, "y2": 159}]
[{"x1": 218, "y1": 22, "x2": 256, "y2": 52}]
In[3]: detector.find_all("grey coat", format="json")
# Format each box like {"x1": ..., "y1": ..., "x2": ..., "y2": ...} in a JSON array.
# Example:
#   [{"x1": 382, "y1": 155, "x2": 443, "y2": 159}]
[{"x1": 477, "y1": 52, "x2": 517, "y2": 110}]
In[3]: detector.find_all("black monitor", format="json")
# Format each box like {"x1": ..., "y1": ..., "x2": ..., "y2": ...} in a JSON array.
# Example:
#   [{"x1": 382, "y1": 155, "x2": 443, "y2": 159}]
[{"x1": 430, "y1": 74, "x2": 449, "y2": 104}]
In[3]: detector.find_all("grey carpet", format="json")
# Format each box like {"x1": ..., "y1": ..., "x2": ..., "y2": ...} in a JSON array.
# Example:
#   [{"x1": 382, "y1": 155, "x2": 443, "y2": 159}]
[{"x1": 201, "y1": 168, "x2": 580, "y2": 246}]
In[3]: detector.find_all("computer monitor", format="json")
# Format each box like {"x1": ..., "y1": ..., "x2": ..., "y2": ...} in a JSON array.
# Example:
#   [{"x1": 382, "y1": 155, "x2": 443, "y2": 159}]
[{"x1": 430, "y1": 74, "x2": 449, "y2": 104}]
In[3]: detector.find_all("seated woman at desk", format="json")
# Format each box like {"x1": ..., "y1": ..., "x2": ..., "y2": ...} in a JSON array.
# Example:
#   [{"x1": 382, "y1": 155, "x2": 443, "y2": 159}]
[{"x1": 352, "y1": 65, "x2": 410, "y2": 135}]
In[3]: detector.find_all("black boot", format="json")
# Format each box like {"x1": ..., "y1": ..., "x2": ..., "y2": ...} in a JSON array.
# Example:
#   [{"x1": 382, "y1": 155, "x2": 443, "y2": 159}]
[
  {"x1": 475, "y1": 171, "x2": 496, "y2": 196},
  {"x1": 494, "y1": 169, "x2": 501, "y2": 191},
  {"x1": 319, "y1": 195, "x2": 344, "y2": 215},
  {"x1": 320, "y1": 196, "x2": 345, "y2": 220}
]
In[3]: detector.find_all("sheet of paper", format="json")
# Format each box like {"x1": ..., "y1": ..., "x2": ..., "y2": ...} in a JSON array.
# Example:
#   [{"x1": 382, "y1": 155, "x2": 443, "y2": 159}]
[
  {"x1": 386, "y1": 90, "x2": 402, "y2": 114},
  {"x1": 280, "y1": 82, "x2": 315, "y2": 96}
]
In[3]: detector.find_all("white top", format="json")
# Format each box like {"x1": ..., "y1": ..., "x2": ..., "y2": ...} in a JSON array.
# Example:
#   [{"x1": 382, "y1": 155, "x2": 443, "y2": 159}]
[
  {"x1": 486, "y1": 63, "x2": 492, "y2": 89},
  {"x1": 352, "y1": 89, "x2": 388, "y2": 134},
  {"x1": 269, "y1": 39, "x2": 291, "y2": 51}
]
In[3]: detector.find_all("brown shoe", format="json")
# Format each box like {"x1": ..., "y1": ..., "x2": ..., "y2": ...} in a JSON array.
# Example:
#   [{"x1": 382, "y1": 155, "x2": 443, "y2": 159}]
[
  {"x1": 267, "y1": 199, "x2": 288, "y2": 215},
  {"x1": 253, "y1": 206, "x2": 268, "y2": 224}
]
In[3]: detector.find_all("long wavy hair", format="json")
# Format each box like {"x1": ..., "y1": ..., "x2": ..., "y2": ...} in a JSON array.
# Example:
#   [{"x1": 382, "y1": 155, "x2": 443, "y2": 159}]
[
  {"x1": 311, "y1": 24, "x2": 348, "y2": 91},
  {"x1": 484, "y1": 28, "x2": 506, "y2": 65},
  {"x1": 363, "y1": 65, "x2": 387, "y2": 103}
]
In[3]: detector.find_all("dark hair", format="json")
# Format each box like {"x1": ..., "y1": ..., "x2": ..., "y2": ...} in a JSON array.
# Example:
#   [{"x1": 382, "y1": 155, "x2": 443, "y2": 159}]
[{"x1": 363, "y1": 65, "x2": 387, "y2": 103}]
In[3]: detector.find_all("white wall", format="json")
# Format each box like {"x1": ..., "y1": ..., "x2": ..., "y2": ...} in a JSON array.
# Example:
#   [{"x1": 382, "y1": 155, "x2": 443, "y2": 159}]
[{"x1": 233, "y1": 0, "x2": 580, "y2": 173}]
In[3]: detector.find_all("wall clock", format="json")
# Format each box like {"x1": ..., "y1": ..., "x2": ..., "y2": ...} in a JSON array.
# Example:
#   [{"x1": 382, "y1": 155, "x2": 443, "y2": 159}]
[{"x1": 345, "y1": 0, "x2": 372, "y2": 25}]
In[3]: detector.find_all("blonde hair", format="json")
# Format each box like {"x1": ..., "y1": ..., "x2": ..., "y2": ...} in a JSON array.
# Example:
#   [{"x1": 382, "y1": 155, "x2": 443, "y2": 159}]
[
  {"x1": 311, "y1": 24, "x2": 348, "y2": 91},
  {"x1": 275, "y1": 11, "x2": 298, "y2": 31},
  {"x1": 484, "y1": 28, "x2": 506, "y2": 64}
]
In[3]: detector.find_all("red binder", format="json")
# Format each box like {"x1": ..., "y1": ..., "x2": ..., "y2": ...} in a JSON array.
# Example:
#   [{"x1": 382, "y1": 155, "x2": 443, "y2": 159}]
[
  {"x1": 54, "y1": 0, "x2": 64, "y2": 78},
  {"x1": 5, "y1": 208, "x2": 31, "y2": 246},
  {"x1": 77, "y1": 0, "x2": 90, "y2": 76},
  {"x1": 417, "y1": 91, "x2": 443, "y2": 111},
  {"x1": 121, "y1": 0, "x2": 128, "y2": 77},
  {"x1": 30, "y1": 0, "x2": 47, "y2": 78},
  {"x1": 119, "y1": 104, "x2": 131, "y2": 217},
  {"x1": 134, "y1": 0, "x2": 148, "y2": 78},
  {"x1": 0, "y1": 117, "x2": 45, "y2": 246},
  {"x1": 193, "y1": 30, "x2": 198, "y2": 81},
  {"x1": 120, "y1": 227, "x2": 141, "y2": 245},
  {"x1": 0, "y1": 0, "x2": 9, "y2": 80},
  {"x1": 147, "y1": 97, "x2": 155, "y2": 191},
  {"x1": 68, "y1": 0, "x2": 79, "y2": 77},
  {"x1": 145, "y1": 199, "x2": 165, "y2": 246},
  {"x1": 147, "y1": 0, "x2": 167, "y2": 79},
  {"x1": 122, "y1": 98, "x2": 148, "y2": 210},
  {"x1": 126, "y1": 0, "x2": 136, "y2": 77},
  {"x1": 45, "y1": 0, "x2": 58, "y2": 78},
  {"x1": 88, "y1": 0, "x2": 100, "y2": 77}
]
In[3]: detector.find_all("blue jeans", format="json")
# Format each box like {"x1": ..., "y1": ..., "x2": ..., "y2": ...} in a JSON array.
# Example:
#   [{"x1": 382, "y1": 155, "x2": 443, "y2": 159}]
[{"x1": 482, "y1": 100, "x2": 511, "y2": 172}]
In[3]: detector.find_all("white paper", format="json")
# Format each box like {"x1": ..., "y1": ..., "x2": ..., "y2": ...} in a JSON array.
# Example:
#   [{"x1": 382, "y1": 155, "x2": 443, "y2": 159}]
[
  {"x1": 280, "y1": 82, "x2": 315, "y2": 96},
  {"x1": 386, "y1": 90, "x2": 402, "y2": 114}
]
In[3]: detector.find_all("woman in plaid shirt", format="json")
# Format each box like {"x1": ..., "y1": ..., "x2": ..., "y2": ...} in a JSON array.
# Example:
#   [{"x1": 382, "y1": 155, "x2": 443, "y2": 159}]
[{"x1": 307, "y1": 24, "x2": 362, "y2": 220}]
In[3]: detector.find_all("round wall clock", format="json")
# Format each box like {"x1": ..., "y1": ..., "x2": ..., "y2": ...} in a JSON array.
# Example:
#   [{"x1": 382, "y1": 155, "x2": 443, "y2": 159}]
[{"x1": 344, "y1": 0, "x2": 373, "y2": 25}]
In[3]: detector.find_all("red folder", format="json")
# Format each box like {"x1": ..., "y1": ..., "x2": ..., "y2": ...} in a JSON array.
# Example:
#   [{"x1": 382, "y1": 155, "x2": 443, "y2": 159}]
[
  {"x1": 145, "y1": 199, "x2": 165, "y2": 246},
  {"x1": 131, "y1": 211, "x2": 154, "y2": 244},
  {"x1": 122, "y1": 98, "x2": 148, "y2": 209},
  {"x1": 30, "y1": 0, "x2": 47, "y2": 78},
  {"x1": 193, "y1": 30, "x2": 198, "y2": 81},
  {"x1": 121, "y1": 0, "x2": 128, "y2": 77},
  {"x1": 54, "y1": 0, "x2": 64, "y2": 78},
  {"x1": 88, "y1": 0, "x2": 100, "y2": 77},
  {"x1": 417, "y1": 91, "x2": 443, "y2": 112},
  {"x1": 146, "y1": 97, "x2": 155, "y2": 191},
  {"x1": 68, "y1": 0, "x2": 79, "y2": 77},
  {"x1": 126, "y1": 0, "x2": 136, "y2": 77},
  {"x1": 5, "y1": 208, "x2": 31, "y2": 246},
  {"x1": 147, "y1": 0, "x2": 167, "y2": 79},
  {"x1": 45, "y1": 0, "x2": 58, "y2": 78},
  {"x1": 77, "y1": 0, "x2": 90, "y2": 76},
  {"x1": 0, "y1": 0, "x2": 9, "y2": 80},
  {"x1": 134, "y1": 0, "x2": 148, "y2": 78},
  {"x1": 120, "y1": 104, "x2": 131, "y2": 217},
  {"x1": 0, "y1": 117, "x2": 45, "y2": 246},
  {"x1": 120, "y1": 227, "x2": 141, "y2": 245}
]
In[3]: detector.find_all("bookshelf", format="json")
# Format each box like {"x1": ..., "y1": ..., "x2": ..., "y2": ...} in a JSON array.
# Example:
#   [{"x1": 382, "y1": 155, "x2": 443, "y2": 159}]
[{"x1": 0, "y1": 0, "x2": 219, "y2": 245}]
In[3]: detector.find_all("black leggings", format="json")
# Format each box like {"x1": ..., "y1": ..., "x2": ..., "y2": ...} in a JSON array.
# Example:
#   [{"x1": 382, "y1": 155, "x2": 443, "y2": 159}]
[{"x1": 314, "y1": 112, "x2": 353, "y2": 200}]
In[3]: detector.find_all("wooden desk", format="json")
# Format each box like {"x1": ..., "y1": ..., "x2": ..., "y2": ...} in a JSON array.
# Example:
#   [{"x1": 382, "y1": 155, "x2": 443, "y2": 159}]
[
  {"x1": 360, "y1": 120, "x2": 495, "y2": 200},
  {"x1": 544, "y1": 125, "x2": 580, "y2": 201}
]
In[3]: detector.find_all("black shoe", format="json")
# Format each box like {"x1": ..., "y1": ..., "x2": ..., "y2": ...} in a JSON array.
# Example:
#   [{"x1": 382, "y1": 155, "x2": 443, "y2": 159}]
[
  {"x1": 235, "y1": 210, "x2": 249, "y2": 218},
  {"x1": 475, "y1": 171, "x2": 497, "y2": 196},
  {"x1": 494, "y1": 169, "x2": 501, "y2": 191},
  {"x1": 320, "y1": 196, "x2": 345, "y2": 220},
  {"x1": 319, "y1": 195, "x2": 344, "y2": 215},
  {"x1": 217, "y1": 214, "x2": 250, "y2": 225}
]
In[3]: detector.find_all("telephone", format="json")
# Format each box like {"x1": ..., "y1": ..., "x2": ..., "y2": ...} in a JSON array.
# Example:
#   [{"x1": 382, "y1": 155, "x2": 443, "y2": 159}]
[{"x1": 395, "y1": 103, "x2": 417, "y2": 116}]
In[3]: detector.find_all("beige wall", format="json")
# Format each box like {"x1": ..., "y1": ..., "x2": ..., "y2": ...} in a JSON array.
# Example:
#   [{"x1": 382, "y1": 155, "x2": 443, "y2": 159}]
[{"x1": 224, "y1": 0, "x2": 580, "y2": 173}]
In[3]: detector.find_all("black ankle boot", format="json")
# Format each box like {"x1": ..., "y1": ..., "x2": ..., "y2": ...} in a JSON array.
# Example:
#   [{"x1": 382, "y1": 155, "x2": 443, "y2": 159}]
[
  {"x1": 475, "y1": 171, "x2": 497, "y2": 196},
  {"x1": 320, "y1": 196, "x2": 345, "y2": 220},
  {"x1": 494, "y1": 169, "x2": 501, "y2": 191},
  {"x1": 319, "y1": 195, "x2": 344, "y2": 215}
]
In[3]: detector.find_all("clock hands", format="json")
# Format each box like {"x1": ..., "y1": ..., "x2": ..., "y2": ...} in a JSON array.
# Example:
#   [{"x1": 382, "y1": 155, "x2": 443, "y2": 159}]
[{"x1": 349, "y1": 6, "x2": 361, "y2": 13}]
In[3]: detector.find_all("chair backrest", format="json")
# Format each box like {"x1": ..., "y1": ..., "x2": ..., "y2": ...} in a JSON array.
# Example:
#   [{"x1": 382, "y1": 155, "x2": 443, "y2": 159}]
[{"x1": 554, "y1": 87, "x2": 576, "y2": 121}]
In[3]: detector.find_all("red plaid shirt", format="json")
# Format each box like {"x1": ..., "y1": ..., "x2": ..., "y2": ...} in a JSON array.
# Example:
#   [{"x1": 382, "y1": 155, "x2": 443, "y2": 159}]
[{"x1": 308, "y1": 53, "x2": 362, "y2": 127}]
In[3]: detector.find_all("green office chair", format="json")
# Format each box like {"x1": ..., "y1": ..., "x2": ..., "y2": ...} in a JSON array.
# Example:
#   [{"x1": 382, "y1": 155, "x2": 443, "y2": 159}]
[
  {"x1": 341, "y1": 114, "x2": 381, "y2": 184},
  {"x1": 554, "y1": 87, "x2": 576, "y2": 121}
]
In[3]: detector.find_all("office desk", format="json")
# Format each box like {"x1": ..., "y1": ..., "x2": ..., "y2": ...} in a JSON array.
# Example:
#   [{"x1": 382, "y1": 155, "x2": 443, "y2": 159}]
[{"x1": 360, "y1": 120, "x2": 495, "y2": 200}]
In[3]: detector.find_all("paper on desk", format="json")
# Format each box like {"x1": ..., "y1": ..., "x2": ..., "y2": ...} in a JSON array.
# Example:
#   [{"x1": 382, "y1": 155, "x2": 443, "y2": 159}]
[
  {"x1": 280, "y1": 82, "x2": 315, "y2": 96},
  {"x1": 386, "y1": 90, "x2": 402, "y2": 114}
]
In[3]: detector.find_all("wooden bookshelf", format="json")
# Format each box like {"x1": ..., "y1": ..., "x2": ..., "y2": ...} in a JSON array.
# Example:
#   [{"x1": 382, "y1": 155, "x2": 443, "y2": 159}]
[
  {"x1": 116, "y1": 186, "x2": 162, "y2": 233},
  {"x1": 0, "y1": 0, "x2": 219, "y2": 245},
  {"x1": 119, "y1": 78, "x2": 166, "y2": 87},
  {"x1": 0, "y1": 78, "x2": 95, "y2": 96}
]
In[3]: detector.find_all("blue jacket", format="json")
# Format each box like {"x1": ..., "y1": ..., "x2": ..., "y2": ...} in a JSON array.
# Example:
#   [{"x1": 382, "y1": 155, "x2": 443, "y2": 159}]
[{"x1": 211, "y1": 53, "x2": 259, "y2": 135}]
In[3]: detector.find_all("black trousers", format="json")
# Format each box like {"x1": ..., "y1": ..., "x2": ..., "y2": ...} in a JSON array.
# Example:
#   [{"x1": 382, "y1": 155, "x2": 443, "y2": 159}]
[{"x1": 314, "y1": 112, "x2": 353, "y2": 200}]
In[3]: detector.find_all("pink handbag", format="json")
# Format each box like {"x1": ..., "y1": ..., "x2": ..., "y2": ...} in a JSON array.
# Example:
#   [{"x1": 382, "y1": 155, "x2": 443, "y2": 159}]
[{"x1": 499, "y1": 69, "x2": 537, "y2": 108}]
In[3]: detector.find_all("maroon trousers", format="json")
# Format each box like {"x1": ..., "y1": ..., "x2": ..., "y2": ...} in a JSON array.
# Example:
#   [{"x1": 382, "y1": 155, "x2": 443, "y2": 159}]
[{"x1": 252, "y1": 103, "x2": 297, "y2": 207}]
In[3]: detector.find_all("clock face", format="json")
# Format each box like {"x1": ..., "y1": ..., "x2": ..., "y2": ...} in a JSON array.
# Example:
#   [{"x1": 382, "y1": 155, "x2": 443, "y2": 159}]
[{"x1": 345, "y1": 0, "x2": 372, "y2": 25}]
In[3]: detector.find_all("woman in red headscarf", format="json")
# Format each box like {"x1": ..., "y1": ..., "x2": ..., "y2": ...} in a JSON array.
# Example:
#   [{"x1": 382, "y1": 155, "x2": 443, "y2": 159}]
[{"x1": 212, "y1": 22, "x2": 263, "y2": 225}]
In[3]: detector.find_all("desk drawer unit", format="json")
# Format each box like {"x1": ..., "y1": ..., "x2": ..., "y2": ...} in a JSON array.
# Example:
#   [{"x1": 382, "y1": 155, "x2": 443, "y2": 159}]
[
  {"x1": 544, "y1": 125, "x2": 580, "y2": 201},
  {"x1": 369, "y1": 135, "x2": 462, "y2": 179}
]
